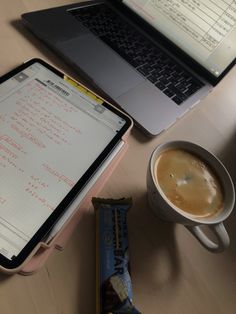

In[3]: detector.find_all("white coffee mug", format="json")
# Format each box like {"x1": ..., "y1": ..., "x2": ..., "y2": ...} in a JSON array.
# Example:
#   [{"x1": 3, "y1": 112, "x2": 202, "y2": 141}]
[{"x1": 147, "y1": 141, "x2": 235, "y2": 253}]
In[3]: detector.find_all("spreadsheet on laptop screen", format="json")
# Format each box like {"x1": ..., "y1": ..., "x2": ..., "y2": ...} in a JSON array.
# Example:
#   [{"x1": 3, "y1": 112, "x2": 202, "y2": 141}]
[{"x1": 124, "y1": 0, "x2": 236, "y2": 76}]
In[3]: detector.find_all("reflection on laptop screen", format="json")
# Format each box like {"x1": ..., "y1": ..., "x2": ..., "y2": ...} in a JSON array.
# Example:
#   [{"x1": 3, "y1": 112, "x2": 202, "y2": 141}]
[{"x1": 124, "y1": 0, "x2": 236, "y2": 76}]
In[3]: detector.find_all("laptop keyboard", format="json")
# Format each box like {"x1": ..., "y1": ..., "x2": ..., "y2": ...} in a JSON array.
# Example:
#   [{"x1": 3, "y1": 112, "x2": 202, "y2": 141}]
[{"x1": 71, "y1": 4, "x2": 204, "y2": 105}]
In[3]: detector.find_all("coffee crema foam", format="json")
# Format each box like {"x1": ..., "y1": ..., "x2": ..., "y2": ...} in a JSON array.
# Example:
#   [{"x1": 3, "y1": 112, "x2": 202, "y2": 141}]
[{"x1": 155, "y1": 149, "x2": 224, "y2": 218}]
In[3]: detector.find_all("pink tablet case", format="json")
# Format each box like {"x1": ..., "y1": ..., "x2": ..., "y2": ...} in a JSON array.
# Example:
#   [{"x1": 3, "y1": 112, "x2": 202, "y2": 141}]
[
  {"x1": 0, "y1": 65, "x2": 132, "y2": 275},
  {"x1": 0, "y1": 133, "x2": 130, "y2": 275}
]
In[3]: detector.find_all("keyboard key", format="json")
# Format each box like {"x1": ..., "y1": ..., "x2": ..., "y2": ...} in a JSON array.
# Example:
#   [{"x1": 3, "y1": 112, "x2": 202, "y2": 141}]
[
  {"x1": 155, "y1": 82, "x2": 166, "y2": 90},
  {"x1": 172, "y1": 96, "x2": 183, "y2": 105},
  {"x1": 147, "y1": 74, "x2": 158, "y2": 84},
  {"x1": 137, "y1": 67, "x2": 149, "y2": 76},
  {"x1": 163, "y1": 89, "x2": 175, "y2": 98}
]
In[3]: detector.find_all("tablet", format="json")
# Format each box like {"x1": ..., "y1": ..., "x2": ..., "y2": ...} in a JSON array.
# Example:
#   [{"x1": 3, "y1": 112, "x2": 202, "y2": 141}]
[{"x1": 0, "y1": 58, "x2": 132, "y2": 270}]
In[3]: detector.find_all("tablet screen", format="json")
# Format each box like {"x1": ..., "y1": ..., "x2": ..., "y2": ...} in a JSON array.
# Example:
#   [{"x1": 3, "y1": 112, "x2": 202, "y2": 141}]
[{"x1": 0, "y1": 59, "x2": 132, "y2": 269}]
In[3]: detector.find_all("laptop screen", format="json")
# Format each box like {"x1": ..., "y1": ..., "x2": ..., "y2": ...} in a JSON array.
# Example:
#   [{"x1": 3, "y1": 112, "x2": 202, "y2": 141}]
[{"x1": 124, "y1": 0, "x2": 236, "y2": 77}]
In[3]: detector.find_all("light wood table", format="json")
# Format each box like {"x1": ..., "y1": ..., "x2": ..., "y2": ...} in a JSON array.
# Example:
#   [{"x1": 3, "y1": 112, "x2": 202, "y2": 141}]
[{"x1": 0, "y1": 1, "x2": 236, "y2": 313}]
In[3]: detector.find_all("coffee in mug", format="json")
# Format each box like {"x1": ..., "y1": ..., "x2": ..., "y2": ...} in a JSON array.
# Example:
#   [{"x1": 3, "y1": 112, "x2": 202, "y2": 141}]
[
  {"x1": 154, "y1": 148, "x2": 224, "y2": 218},
  {"x1": 147, "y1": 141, "x2": 235, "y2": 253}
]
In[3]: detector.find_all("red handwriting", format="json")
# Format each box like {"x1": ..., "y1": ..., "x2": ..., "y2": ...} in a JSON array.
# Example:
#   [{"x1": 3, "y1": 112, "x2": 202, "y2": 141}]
[
  {"x1": 25, "y1": 186, "x2": 54, "y2": 211},
  {"x1": 23, "y1": 178, "x2": 53, "y2": 211},
  {"x1": 0, "y1": 143, "x2": 17, "y2": 159},
  {"x1": 0, "y1": 134, "x2": 27, "y2": 154},
  {"x1": 1, "y1": 79, "x2": 82, "y2": 212},
  {"x1": 0, "y1": 114, "x2": 6, "y2": 122},
  {"x1": 30, "y1": 175, "x2": 49, "y2": 189},
  {"x1": 11, "y1": 124, "x2": 46, "y2": 148},
  {"x1": 0, "y1": 153, "x2": 24, "y2": 173},
  {"x1": 42, "y1": 163, "x2": 75, "y2": 187},
  {"x1": 0, "y1": 197, "x2": 7, "y2": 205},
  {"x1": 9, "y1": 80, "x2": 82, "y2": 147}
]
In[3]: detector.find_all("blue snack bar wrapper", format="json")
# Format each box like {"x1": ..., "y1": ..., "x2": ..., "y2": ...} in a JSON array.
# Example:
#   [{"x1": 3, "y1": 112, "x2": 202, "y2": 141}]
[{"x1": 93, "y1": 197, "x2": 141, "y2": 314}]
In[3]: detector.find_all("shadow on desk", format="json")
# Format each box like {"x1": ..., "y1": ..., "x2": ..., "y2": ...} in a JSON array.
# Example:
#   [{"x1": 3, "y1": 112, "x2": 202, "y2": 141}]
[
  {"x1": 0, "y1": 271, "x2": 11, "y2": 281},
  {"x1": 218, "y1": 130, "x2": 236, "y2": 258},
  {"x1": 218, "y1": 130, "x2": 236, "y2": 185},
  {"x1": 128, "y1": 192, "x2": 181, "y2": 291}
]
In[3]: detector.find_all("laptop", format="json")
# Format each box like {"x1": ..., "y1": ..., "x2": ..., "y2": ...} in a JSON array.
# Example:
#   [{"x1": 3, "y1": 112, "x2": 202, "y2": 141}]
[{"x1": 22, "y1": 0, "x2": 236, "y2": 136}]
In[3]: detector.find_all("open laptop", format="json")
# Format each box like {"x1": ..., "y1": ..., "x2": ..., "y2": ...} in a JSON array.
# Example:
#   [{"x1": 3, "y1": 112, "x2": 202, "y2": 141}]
[{"x1": 22, "y1": 0, "x2": 236, "y2": 136}]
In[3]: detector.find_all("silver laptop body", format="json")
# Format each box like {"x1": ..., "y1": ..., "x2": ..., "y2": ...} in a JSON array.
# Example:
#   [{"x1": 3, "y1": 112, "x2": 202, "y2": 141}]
[{"x1": 22, "y1": 0, "x2": 236, "y2": 136}]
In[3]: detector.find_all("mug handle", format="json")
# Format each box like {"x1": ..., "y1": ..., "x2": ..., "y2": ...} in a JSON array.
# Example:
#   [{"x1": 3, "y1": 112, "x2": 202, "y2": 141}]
[{"x1": 185, "y1": 222, "x2": 230, "y2": 253}]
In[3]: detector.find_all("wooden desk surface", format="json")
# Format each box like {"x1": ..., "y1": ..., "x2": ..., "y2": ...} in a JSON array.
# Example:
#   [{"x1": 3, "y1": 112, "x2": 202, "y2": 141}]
[{"x1": 0, "y1": 1, "x2": 236, "y2": 313}]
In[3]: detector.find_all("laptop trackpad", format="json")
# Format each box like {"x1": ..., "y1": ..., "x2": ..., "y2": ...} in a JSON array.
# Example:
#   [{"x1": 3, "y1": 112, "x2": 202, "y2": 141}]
[
  {"x1": 117, "y1": 81, "x2": 183, "y2": 135},
  {"x1": 56, "y1": 34, "x2": 144, "y2": 98}
]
